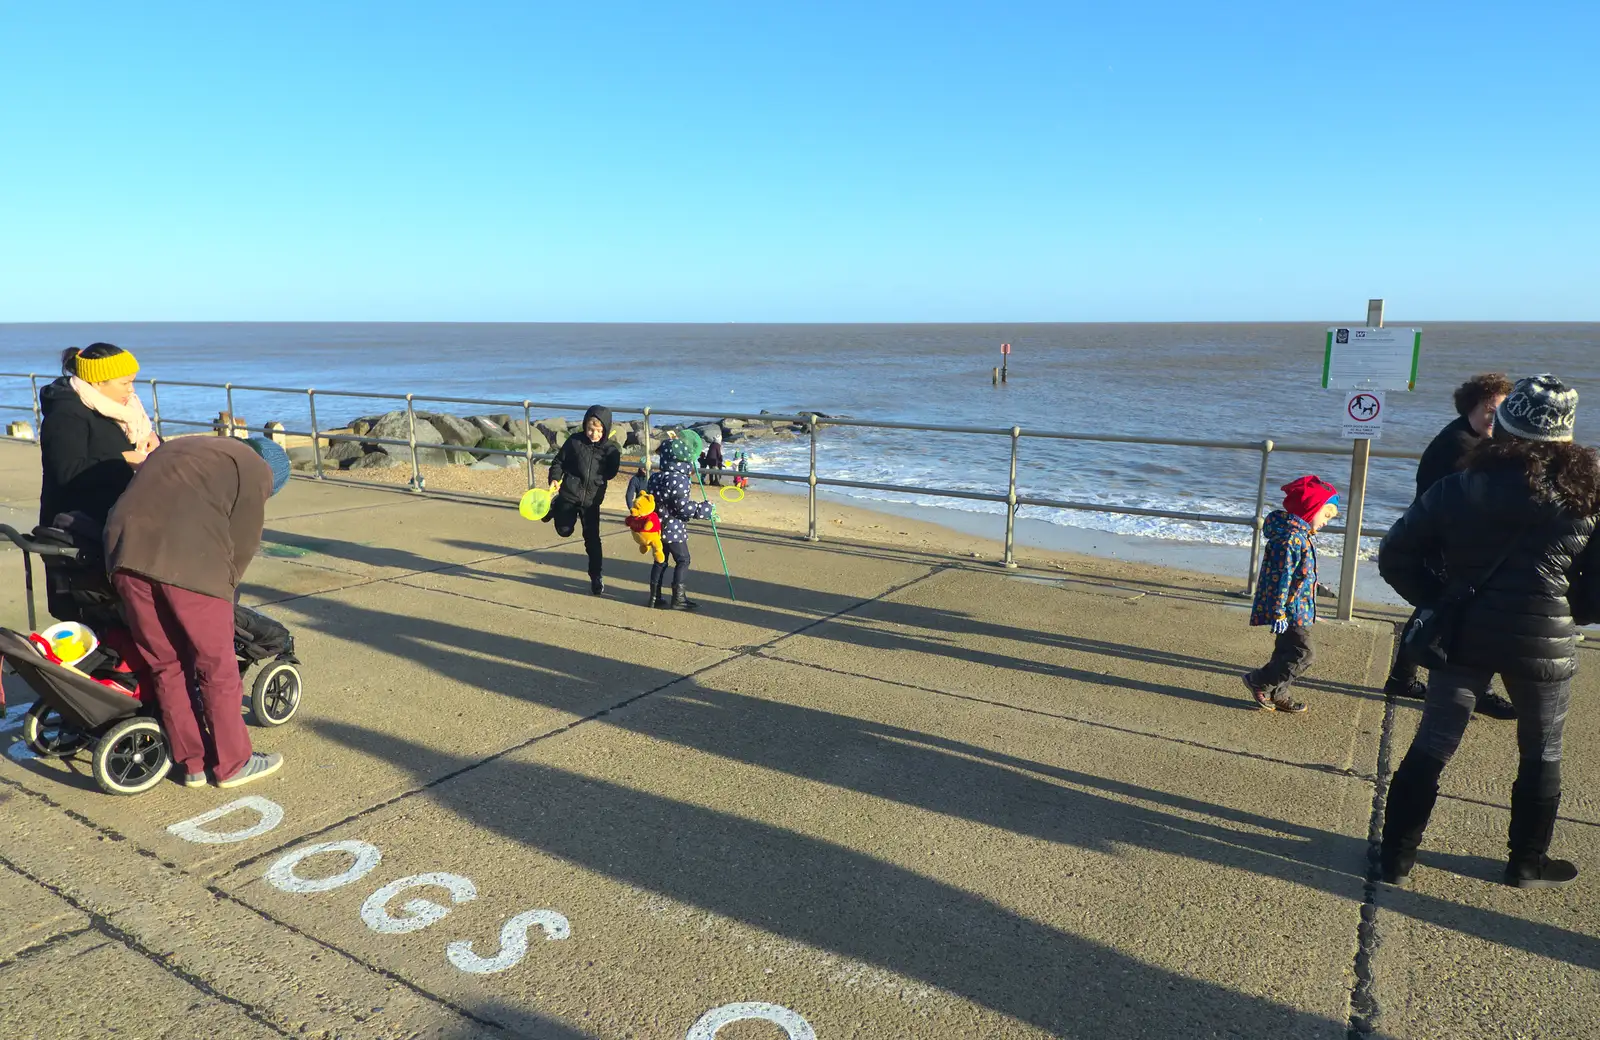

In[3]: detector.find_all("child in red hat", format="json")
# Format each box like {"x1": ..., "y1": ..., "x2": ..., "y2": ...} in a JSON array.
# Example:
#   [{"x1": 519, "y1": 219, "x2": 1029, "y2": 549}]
[{"x1": 1243, "y1": 475, "x2": 1340, "y2": 712}]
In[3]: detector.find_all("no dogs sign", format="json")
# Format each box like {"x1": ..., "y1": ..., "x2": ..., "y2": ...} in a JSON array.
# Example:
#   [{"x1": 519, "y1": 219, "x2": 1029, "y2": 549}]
[{"x1": 1341, "y1": 391, "x2": 1385, "y2": 440}]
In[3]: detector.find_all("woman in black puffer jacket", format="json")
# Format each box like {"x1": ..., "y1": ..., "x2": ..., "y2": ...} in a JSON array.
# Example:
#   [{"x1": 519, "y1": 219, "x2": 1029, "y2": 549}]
[{"x1": 1378, "y1": 374, "x2": 1600, "y2": 889}]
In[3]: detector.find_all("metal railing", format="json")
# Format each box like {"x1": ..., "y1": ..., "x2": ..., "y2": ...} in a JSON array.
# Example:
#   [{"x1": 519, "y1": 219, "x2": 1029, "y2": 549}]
[{"x1": 0, "y1": 372, "x2": 1421, "y2": 611}]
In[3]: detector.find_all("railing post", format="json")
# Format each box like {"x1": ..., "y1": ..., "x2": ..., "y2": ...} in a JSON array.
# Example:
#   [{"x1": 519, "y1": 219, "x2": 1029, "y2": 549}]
[
  {"x1": 806, "y1": 413, "x2": 820, "y2": 542},
  {"x1": 1246, "y1": 439, "x2": 1273, "y2": 594},
  {"x1": 149, "y1": 379, "x2": 163, "y2": 439},
  {"x1": 1002, "y1": 426, "x2": 1020, "y2": 568},
  {"x1": 642, "y1": 407, "x2": 653, "y2": 477},
  {"x1": 225, "y1": 383, "x2": 237, "y2": 437},
  {"x1": 28, "y1": 374, "x2": 41, "y2": 433},
  {"x1": 307, "y1": 389, "x2": 325, "y2": 479},
  {"x1": 405, "y1": 394, "x2": 424, "y2": 492},
  {"x1": 523, "y1": 400, "x2": 535, "y2": 490}
]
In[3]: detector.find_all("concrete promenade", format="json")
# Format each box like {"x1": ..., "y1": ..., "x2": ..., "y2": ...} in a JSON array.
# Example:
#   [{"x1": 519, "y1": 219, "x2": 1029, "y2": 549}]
[{"x1": 0, "y1": 440, "x2": 1595, "y2": 1039}]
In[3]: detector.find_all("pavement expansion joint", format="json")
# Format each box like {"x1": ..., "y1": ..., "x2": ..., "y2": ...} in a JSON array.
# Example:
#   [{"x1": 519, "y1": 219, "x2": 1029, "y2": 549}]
[
  {"x1": 1346, "y1": 683, "x2": 1401, "y2": 1039},
  {"x1": 0, "y1": 922, "x2": 95, "y2": 967}
]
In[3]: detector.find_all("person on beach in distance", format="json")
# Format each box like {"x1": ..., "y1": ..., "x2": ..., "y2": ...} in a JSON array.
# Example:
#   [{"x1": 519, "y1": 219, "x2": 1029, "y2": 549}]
[
  {"x1": 546, "y1": 406, "x2": 620, "y2": 596},
  {"x1": 646, "y1": 434, "x2": 717, "y2": 610},
  {"x1": 1383, "y1": 373, "x2": 1517, "y2": 720},
  {"x1": 703, "y1": 437, "x2": 724, "y2": 487},
  {"x1": 1242, "y1": 476, "x2": 1340, "y2": 713},
  {"x1": 38, "y1": 343, "x2": 161, "y2": 527},
  {"x1": 1378, "y1": 375, "x2": 1599, "y2": 888},
  {"x1": 104, "y1": 436, "x2": 292, "y2": 788},
  {"x1": 625, "y1": 463, "x2": 648, "y2": 511}
]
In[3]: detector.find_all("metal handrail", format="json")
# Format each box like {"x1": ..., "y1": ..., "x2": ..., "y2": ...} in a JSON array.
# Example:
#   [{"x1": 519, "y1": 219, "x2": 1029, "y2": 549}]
[{"x1": 0, "y1": 370, "x2": 1430, "y2": 610}]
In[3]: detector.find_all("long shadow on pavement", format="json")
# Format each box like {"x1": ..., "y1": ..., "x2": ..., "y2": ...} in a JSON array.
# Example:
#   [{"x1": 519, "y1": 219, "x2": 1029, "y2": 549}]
[
  {"x1": 280, "y1": 592, "x2": 1600, "y2": 979},
  {"x1": 313, "y1": 717, "x2": 1355, "y2": 1039}
]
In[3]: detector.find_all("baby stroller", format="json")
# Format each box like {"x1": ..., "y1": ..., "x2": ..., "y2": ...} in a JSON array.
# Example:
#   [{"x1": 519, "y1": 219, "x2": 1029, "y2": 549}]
[{"x1": 0, "y1": 517, "x2": 303, "y2": 795}]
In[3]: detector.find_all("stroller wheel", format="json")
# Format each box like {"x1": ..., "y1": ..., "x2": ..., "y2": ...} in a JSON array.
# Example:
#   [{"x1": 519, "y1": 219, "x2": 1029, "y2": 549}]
[
  {"x1": 250, "y1": 661, "x2": 302, "y2": 727},
  {"x1": 22, "y1": 703, "x2": 92, "y2": 758},
  {"x1": 91, "y1": 717, "x2": 171, "y2": 795}
]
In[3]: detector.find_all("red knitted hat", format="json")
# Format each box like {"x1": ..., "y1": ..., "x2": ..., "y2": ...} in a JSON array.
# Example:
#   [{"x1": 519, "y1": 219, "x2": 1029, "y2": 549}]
[{"x1": 1282, "y1": 475, "x2": 1339, "y2": 524}]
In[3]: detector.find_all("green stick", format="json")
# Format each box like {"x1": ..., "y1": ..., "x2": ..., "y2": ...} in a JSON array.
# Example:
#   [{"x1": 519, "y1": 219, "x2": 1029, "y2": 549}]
[{"x1": 696, "y1": 468, "x2": 736, "y2": 601}]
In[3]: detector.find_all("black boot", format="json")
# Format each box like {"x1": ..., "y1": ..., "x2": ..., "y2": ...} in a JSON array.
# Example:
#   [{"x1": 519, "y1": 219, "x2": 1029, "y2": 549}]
[
  {"x1": 1379, "y1": 751, "x2": 1445, "y2": 884},
  {"x1": 647, "y1": 580, "x2": 663, "y2": 608},
  {"x1": 1505, "y1": 784, "x2": 1578, "y2": 889},
  {"x1": 590, "y1": 573, "x2": 605, "y2": 596},
  {"x1": 670, "y1": 583, "x2": 698, "y2": 611}
]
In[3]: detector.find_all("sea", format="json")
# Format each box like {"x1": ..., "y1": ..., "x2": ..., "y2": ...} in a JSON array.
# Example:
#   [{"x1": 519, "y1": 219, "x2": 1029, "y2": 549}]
[{"x1": 3, "y1": 323, "x2": 1596, "y2": 569}]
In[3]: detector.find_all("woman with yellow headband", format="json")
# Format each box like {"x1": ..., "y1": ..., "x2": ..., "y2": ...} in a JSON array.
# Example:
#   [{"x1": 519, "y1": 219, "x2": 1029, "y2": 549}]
[{"x1": 38, "y1": 342, "x2": 160, "y2": 527}]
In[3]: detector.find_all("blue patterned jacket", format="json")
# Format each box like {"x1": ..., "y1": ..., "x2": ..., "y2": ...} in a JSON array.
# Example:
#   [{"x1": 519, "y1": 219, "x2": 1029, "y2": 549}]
[{"x1": 1251, "y1": 510, "x2": 1318, "y2": 627}]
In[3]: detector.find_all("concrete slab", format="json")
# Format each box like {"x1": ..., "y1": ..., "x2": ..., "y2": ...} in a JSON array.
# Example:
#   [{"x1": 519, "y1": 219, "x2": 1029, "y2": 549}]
[
  {"x1": 0, "y1": 848, "x2": 88, "y2": 960},
  {"x1": 1364, "y1": 642, "x2": 1600, "y2": 1039},
  {"x1": 0, "y1": 932, "x2": 285, "y2": 1040},
  {"x1": 6, "y1": 580, "x2": 735, "y2": 873},
  {"x1": 1369, "y1": 789, "x2": 1600, "y2": 1040},
  {"x1": 769, "y1": 566, "x2": 1393, "y2": 776},
  {"x1": 0, "y1": 787, "x2": 511, "y2": 1040},
  {"x1": 212, "y1": 656, "x2": 1369, "y2": 1039}
]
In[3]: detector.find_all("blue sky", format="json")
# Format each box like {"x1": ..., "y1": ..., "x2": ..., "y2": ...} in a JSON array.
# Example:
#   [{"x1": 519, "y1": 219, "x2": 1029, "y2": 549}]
[{"x1": 2, "y1": 2, "x2": 1595, "y2": 322}]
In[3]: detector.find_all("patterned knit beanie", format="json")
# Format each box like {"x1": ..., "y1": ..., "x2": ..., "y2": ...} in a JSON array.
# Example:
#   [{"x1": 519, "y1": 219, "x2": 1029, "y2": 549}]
[{"x1": 1496, "y1": 374, "x2": 1578, "y2": 443}]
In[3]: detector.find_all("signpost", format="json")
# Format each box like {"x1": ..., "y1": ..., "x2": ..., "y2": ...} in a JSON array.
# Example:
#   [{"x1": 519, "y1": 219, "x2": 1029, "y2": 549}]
[
  {"x1": 1001, "y1": 342, "x2": 1010, "y2": 384},
  {"x1": 1331, "y1": 298, "x2": 1420, "y2": 621}
]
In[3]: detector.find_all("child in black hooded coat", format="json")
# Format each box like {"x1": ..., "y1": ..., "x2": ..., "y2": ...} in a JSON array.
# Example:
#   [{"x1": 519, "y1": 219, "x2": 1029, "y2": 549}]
[{"x1": 546, "y1": 405, "x2": 621, "y2": 595}]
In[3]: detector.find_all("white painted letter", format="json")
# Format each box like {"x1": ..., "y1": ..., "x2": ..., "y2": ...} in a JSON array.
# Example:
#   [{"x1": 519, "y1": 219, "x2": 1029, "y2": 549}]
[
  {"x1": 687, "y1": 1003, "x2": 815, "y2": 1040},
  {"x1": 360, "y1": 872, "x2": 476, "y2": 935},
  {"x1": 264, "y1": 840, "x2": 382, "y2": 894},
  {"x1": 446, "y1": 909, "x2": 570, "y2": 975},
  {"x1": 167, "y1": 797, "x2": 285, "y2": 845}
]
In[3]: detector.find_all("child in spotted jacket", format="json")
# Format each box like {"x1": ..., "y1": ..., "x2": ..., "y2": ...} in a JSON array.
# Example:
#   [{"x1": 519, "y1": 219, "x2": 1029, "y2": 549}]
[
  {"x1": 645, "y1": 435, "x2": 717, "y2": 610},
  {"x1": 1243, "y1": 475, "x2": 1340, "y2": 713}
]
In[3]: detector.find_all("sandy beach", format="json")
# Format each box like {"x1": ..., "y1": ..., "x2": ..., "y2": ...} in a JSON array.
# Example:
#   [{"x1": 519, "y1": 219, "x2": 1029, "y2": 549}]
[{"x1": 292, "y1": 448, "x2": 1411, "y2": 613}]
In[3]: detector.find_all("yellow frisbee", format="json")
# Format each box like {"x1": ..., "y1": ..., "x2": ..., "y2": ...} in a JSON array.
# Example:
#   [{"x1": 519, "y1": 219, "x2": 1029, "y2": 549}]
[{"x1": 519, "y1": 487, "x2": 553, "y2": 521}]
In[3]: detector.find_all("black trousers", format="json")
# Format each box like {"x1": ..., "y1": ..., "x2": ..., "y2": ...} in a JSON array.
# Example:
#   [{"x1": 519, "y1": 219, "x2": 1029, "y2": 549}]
[
  {"x1": 552, "y1": 498, "x2": 604, "y2": 577},
  {"x1": 650, "y1": 540, "x2": 690, "y2": 588},
  {"x1": 1410, "y1": 665, "x2": 1569, "y2": 797},
  {"x1": 1253, "y1": 623, "x2": 1315, "y2": 691}
]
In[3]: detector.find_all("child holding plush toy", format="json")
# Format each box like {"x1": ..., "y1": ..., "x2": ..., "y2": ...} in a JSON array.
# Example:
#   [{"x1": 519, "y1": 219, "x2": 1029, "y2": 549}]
[{"x1": 646, "y1": 434, "x2": 717, "y2": 609}]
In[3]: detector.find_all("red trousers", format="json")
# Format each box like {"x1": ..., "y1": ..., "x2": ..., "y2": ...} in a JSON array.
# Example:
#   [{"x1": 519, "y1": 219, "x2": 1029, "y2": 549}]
[{"x1": 112, "y1": 572, "x2": 251, "y2": 779}]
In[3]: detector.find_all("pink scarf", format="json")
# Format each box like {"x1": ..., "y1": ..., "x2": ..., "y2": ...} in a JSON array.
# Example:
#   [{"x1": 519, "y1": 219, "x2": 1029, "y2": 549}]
[{"x1": 71, "y1": 376, "x2": 154, "y2": 450}]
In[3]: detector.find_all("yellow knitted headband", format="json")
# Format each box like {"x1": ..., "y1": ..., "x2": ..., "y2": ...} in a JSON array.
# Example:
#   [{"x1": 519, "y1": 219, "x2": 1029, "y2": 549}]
[{"x1": 73, "y1": 350, "x2": 140, "y2": 384}]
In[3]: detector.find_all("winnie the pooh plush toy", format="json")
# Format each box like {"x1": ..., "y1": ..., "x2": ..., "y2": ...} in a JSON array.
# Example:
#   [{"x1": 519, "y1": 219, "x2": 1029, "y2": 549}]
[{"x1": 625, "y1": 490, "x2": 665, "y2": 563}]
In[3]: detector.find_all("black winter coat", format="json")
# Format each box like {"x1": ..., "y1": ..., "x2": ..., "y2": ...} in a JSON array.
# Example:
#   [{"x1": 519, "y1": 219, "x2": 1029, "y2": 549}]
[
  {"x1": 1379, "y1": 439, "x2": 1600, "y2": 683},
  {"x1": 37, "y1": 378, "x2": 137, "y2": 526},
  {"x1": 547, "y1": 405, "x2": 620, "y2": 508},
  {"x1": 1413, "y1": 414, "x2": 1484, "y2": 500}
]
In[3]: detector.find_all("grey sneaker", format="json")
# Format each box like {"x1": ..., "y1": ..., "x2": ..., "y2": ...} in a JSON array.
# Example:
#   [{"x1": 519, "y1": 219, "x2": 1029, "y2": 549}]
[
  {"x1": 182, "y1": 772, "x2": 207, "y2": 788},
  {"x1": 216, "y1": 752, "x2": 283, "y2": 789}
]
